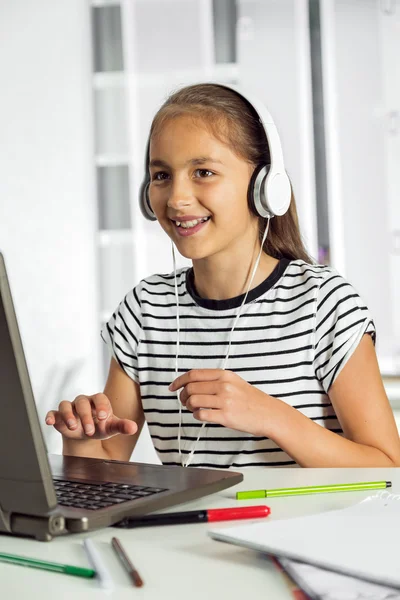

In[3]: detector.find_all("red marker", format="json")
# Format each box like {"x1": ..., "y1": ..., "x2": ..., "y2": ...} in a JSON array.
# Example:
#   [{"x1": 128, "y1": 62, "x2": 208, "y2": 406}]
[{"x1": 115, "y1": 505, "x2": 270, "y2": 528}]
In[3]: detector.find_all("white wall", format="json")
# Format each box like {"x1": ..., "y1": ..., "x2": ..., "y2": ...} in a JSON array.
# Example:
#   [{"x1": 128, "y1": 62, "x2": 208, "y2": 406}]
[
  {"x1": 236, "y1": 0, "x2": 318, "y2": 259},
  {"x1": 0, "y1": 0, "x2": 102, "y2": 452},
  {"x1": 380, "y1": 2, "x2": 400, "y2": 371},
  {"x1": 1, "y1": 0, "x2": 399, "y2": 465},
  {"x1": 320, "y1": 0, "x2": 396, "y2": 368}
]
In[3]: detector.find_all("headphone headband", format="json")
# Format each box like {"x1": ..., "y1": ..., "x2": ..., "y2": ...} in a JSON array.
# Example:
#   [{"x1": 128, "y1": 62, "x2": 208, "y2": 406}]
[
  {"x1": 223, "y1": 84, "x2": 285, "y2": 172},
  {"x1": 139, "y1": 83, "x2": 291, "y2": 221}
]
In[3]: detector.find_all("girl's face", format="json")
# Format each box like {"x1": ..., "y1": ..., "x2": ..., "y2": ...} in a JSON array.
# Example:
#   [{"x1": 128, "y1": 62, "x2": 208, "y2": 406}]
[{"x1": 148, "y1": 115, "x2": 258, "y2": 262}]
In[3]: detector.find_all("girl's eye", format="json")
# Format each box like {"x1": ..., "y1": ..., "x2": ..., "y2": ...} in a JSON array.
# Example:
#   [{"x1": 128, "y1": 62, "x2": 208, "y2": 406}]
[
  {"x1": 194, "y1": 169, "x2": 214, "y2": 178},
  {"x1": 152, "y1": 171, "x2": 170, "y2": 181}
]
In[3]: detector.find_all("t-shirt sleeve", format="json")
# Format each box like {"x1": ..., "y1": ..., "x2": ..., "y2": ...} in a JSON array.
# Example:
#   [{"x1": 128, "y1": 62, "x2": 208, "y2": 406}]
[
  {"x1": 313, "y1": 268, "x2": 376, "y2": 393},
  {"x1": 100, "y1": 285, "x2": 142, "y2": 383}
]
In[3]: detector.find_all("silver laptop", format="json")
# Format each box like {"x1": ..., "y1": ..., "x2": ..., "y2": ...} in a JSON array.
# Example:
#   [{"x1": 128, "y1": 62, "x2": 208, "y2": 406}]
[{"x1": 0, "y1": 252, "x2": 242, "y2": 541}]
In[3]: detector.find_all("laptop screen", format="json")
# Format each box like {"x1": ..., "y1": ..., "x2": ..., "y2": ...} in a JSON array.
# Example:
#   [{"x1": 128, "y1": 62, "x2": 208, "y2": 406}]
[{"x1": 0, "y1": 252, "x2": 57, "y2": 518}]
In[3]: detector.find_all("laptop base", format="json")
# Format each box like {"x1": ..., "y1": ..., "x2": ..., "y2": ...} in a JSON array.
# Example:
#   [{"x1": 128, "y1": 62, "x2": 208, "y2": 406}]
[
  {"x1": 0, "y1": 455, "x2": 242, "y2": 541},
  {"x1": 50, "y1": 454, "x2": 242, "y2": 537}
]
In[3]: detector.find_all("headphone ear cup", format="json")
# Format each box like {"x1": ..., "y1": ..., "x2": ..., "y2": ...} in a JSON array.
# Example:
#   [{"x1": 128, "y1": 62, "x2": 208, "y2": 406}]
[
  {"x1": 263, "y1": 171, "x2": 292, "y2": 217},
  {"x1": 249, "y1": 164, "x2": 291, "y2": 218},
  {"x1": 139, "y1": 178, "x2": 157, "y2": 221},
  {"x1": 248, "y1": 164, "x2": 271, "y2": 218}
]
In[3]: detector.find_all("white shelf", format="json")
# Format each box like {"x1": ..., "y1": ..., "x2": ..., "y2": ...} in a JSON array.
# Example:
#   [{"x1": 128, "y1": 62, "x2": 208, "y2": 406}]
[
  {"x1": 91, "y1": 0, "x2": 120, "y2": 6},
  {"x1": 93, "y1": 71, "x2": 126, "y2": 89},
  {"x1": 379, "y1": 354, "x2": 400, "y2": 378},
  {"x1": 134, "y1": 64, "x2": 239, "y2": 89},
  {"x1": 98, "y1": 229, "x2": 133, "y2": 246},
  {"x1": 95, "y1": 154, "x2": 130, "y2": 167},
  {"x1": 93, "y1": 63, "x2": 238, "y2": 90},
  {"x1": 210, "y1": 62, "x2": 239, "y2": 81},
  {"x1": 384, "y1": 381, "x2": 400, "y2": 408}
]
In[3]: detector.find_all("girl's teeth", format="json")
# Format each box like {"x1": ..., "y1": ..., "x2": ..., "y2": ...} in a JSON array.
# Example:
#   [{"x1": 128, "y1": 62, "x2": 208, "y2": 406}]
[{"x1": 176, "y1": 218, "x2": 209, "y2": 229}]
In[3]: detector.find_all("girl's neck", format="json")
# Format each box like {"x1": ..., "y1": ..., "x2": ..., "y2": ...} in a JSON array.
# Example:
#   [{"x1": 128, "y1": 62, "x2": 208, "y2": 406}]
[{"x1": 192, "y1": 251, "x2": 279, "y2": 301}]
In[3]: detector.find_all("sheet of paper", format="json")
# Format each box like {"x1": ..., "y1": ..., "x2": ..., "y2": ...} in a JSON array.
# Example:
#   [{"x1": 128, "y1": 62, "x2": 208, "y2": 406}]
[
  {"x1": 209, "y1": 494, "x2": 400, "y2": 588},
  {"x1": 280, "y1": 558, "x2": 400, "y2": 600}
]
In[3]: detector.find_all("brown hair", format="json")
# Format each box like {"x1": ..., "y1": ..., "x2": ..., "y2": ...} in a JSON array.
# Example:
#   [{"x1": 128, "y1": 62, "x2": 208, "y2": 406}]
[{"x1": 150, "y1": 83, "x2": 314, "y2": 264}]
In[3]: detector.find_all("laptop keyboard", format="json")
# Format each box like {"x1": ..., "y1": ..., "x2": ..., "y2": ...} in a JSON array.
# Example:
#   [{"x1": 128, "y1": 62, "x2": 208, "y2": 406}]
[{"x1": 53, "y1": 479, "x2": 168, "y2": 510}]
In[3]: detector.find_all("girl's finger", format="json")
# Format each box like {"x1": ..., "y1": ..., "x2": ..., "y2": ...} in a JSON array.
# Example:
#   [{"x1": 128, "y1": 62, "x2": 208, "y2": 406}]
[
  {"x1": 170, "y1": 369, "x2": 225, "y2": 391},
  {"x1": 72, "y1": 395, "x2": 96, "y2": 435},
  {"x1": 106, "y1": 417, "x2": 138, "y2": 437},
  {"x1": 193, "y1": 408, "x2": 222, "y2": 424},
  {"x1": 58, "y1": 400, "x2": 79, "y2": 430},
  {"x1": 89, "y1": 392, "x2": 112, "y2": 420},
  {"x1": 180, "y1": 381, "x2": 218, "y2": 404},
  {"x1": 45, "y1": 411, "x2": 56, "y2": 425},
  {"x1": 186, "y1": 395, "x2": 221, "y2": 412}
]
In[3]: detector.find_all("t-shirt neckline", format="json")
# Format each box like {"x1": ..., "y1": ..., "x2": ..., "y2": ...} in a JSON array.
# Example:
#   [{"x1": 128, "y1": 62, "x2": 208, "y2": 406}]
[{"x1": 185, "y1": 258, "x2": 291, "y2": 311}]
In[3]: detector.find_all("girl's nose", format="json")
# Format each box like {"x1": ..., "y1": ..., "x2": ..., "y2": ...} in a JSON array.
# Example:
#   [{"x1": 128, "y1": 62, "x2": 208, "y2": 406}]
[{"x1": 167, "y1": 182, "x2": 193, "y2": 211}]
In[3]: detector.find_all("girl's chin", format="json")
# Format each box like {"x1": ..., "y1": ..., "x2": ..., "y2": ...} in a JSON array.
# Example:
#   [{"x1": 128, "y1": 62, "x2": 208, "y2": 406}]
[{"x1": 174, "y1": 246, "x2": 209, "y2": 261}]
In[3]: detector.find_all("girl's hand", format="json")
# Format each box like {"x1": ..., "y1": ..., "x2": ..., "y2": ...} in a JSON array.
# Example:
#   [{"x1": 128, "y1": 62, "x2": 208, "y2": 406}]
[
  {"x1": 169, "y1": 369, "x2": 274, "y2": 436},
  {"x1": 45, "y1": 393, "x2": 138, "y2": 441}
]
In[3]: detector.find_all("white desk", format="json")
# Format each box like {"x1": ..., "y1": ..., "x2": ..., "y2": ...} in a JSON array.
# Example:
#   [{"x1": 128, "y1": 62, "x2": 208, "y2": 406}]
[{"x1": 1, "y1": 467, "x2": 399, "y2": 599}]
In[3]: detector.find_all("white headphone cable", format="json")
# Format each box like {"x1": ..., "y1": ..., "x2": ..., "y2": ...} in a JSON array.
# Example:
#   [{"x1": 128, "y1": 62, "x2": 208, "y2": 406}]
[
  {"x1": 171, "y1": 242, "x2": 183, "y2": 461},
  {"x1": 172, "y1": 218, "x2": 271, "y2": 467}
]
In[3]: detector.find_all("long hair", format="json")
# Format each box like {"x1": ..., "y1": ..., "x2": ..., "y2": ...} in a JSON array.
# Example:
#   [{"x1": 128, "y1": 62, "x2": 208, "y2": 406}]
[{"x1": 150, "y1": 83, "x2": 314, "y2": 264}]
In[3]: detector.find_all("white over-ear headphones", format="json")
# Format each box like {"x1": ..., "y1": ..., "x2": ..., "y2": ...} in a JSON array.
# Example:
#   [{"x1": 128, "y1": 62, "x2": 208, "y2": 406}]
[{"x1": 139, "y1": 83, "x2": 291, "y2": 221}]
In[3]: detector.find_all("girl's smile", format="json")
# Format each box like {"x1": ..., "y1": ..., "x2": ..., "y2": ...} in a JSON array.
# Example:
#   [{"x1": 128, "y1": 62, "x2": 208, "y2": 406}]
[{"x1": 171, "y1": 215, "x2": 211, "y2": 236}]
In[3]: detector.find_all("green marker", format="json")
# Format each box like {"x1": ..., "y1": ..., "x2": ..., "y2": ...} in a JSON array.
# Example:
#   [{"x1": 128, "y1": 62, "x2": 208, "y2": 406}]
[
  {"x1": 0, "y1": 552, "x2": 95, "y2": 578},
  {"x1": 236, "y1": 480, "x2": 392, "y2": 500}
]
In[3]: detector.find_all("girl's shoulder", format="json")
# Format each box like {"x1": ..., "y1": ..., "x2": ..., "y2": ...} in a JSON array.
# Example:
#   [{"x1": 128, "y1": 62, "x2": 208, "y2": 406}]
[
  {"x1": 286, "y1": 260, "x2": 372, "y2": 325},
  {"x1": 283, "y1": 258, "x2": 337, "y2": 287},
  {"x1": 137, "y1": 267, "x2": 190, "y2": 290},
  {"x1": 285, "y1": 258, "x2": 334, "y2": 275},
  {"x1": 285, "y1": 259, "x2": 362, "y2": 301},
  {"x1": 129, "y1": 267, "x2": 190, "y2": 306}
]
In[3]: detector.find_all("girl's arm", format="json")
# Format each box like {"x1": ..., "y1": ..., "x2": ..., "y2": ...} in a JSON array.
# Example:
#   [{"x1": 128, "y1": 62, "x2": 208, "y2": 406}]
[
  {"x1": 269, "y1": 334, "x2": 400, "y2": 467},
  {"x1": 101, "y1": 359, "x2": 145, "y2": 460},
  {"x1": 173, "y1": 335, "x2": 400, "y2": 467}
]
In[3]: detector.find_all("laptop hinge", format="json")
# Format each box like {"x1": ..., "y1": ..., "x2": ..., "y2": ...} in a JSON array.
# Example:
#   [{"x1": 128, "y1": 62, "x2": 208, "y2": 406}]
[
  {"x1": 0, "y1": 505, "x2": 67, "y2": 542},
  {"x1": 0, "y1": 504, "x2": 12, "y2": 534}
]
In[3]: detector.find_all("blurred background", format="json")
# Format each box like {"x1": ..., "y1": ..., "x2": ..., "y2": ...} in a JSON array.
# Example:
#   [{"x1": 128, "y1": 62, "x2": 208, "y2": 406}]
[{"x1": 0, "y1": 0, "x2": 399, "y2": 462}]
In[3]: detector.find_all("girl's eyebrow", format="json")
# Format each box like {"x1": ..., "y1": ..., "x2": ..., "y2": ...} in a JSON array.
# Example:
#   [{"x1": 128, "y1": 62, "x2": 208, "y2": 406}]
[{"x1": 149, "y1": 156, "x2": 223, "y2": 169}]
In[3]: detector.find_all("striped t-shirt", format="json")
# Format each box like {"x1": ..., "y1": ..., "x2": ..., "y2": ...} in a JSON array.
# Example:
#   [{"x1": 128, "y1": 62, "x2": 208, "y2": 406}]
[{"x1": 101, "y1": 259, "x2": 376, "y2": 468}]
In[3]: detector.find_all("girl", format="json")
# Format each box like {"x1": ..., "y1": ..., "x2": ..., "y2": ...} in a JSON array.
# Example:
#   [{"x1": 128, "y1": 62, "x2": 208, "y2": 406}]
[{"x1": 46, "y1": 83, "x2": 400, "y2": 468}]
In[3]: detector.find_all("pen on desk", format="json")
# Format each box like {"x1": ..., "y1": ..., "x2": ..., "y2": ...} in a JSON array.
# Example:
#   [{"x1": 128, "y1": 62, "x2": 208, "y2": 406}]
[
  {"x1": 111, "y1": 537, "x2": 144, "y2": 588},
  {"x1": 236, "y1": 480, "x2": 392, "y2": 500},
  {"x1": 0, "y1": 552, "x2": 95, "y2": 579},
  {"x1": 115, "y1": 505, "x2": 270, "y2": 528},
  {"x1": 83, "y1": 538, "x2": 113, "y2": 591}
]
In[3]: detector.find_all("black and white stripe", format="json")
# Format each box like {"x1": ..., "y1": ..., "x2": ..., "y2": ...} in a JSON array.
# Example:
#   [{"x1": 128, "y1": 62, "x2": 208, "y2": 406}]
[{"x1": 101, "y1": 259, "x2": 375, "y2": 468}]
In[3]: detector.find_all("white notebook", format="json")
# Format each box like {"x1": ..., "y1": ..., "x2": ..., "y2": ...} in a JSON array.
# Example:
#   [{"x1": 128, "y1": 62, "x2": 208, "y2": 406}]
[
  {"x1": 208, "y1": 493, "x2": 400, "y2": 589},
  {"x1": 278, "y1": 558, "x2": 400, "y2": 600}
]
